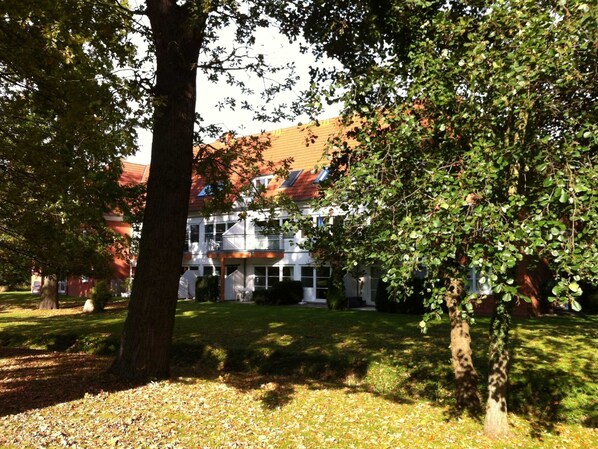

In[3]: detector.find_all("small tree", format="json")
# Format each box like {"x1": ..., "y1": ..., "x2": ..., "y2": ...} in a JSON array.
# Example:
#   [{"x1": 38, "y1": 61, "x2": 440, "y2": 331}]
[
  {"x1": 276, "y1": 0, "x2": 597, "y2": 436},
  {"x1": 91, "y1": 280, "x2": 113, "y2": 312}
]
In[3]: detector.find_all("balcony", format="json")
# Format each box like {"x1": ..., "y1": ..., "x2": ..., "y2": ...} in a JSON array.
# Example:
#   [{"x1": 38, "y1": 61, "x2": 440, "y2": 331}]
[{"x1": 207, "y1": 221, "x2": 284, "y2": 259}]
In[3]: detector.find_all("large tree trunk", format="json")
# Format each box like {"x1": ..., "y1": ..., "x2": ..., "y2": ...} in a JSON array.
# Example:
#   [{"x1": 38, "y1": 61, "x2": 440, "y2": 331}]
[
  {"x1": 484, "y1": 296, "x2": 513, "y2": 438},
  {"x1": 109, "y1": 1, "x2": 206, "y2": 381},
  {"x1": 39, "y1": 275, "x2": 59, "y2": 309},
  {"x1": 445, "y1": 277, "x2": 481, "y2": 414}
]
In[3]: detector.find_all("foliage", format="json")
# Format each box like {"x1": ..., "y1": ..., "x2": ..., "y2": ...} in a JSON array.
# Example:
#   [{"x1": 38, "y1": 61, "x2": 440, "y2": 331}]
[
  {"x1": 0, "y1": 257, "x2": 30, "y2": 291},
  {"x1": 275, "y1": 0, "x2": 597, "y2": 435},
  {"x1": 374, "y1": 279, "x2": 397, "y2": 313},
  {"x1": 272, "y1": 280, "x2": 304, "y2": 305},
  {"x1": 0, "y1": 1, "x2": 143, "y2": 283},
  {"x1": 195, "y1": 275, "x2": 219, "y2": 302},
  {"x1": 255, "y1": 281, "x2": 304, "y2": 305},
  {"x1": 90, "y1": 280, "x2": 112, "y2": 312},
  {"x1": 326, "y1": 269, "x2": 347, "y2": 310}
]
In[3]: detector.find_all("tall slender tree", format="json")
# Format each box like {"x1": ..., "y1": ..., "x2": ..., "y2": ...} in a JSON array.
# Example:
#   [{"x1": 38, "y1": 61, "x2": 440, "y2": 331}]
[{"x1": 110, "y1": 0, "x2": 297, "y2": 380}]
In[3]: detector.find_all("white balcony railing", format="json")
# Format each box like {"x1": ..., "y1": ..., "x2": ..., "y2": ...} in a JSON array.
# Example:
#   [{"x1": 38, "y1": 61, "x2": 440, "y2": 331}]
[{"x1": 213, "y1": 233, "x2": 282, "y2": 252}]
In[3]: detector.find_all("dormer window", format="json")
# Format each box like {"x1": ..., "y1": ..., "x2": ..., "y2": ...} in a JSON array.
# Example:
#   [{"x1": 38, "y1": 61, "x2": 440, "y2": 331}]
[
  {"x1": 252, "y1": 175, "x2": 274, "y2": 189},
  {"x1": 280, "y1": 169, "x2": 303, "y2": 188},
  {"x1": 314, "y1": 168, "x2": 329, "y2": 183},
  {"x1": 197, "y1": 182, "x2": 224, "y2": 197}
]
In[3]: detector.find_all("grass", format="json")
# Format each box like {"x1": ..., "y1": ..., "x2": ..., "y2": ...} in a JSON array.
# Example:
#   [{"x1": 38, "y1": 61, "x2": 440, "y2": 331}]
[{"x1": 1, "y1": 292, "x2": 597, "y2": 448}]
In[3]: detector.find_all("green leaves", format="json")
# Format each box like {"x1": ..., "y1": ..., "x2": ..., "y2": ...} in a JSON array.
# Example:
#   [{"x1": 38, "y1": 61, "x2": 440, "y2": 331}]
[{"x1": 297, "y1": 0, "x2": 598, "y2": 321}]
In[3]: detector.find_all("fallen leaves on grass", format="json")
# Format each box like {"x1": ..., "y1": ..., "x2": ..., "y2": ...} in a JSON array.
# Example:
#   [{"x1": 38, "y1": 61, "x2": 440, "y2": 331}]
[{"x1": 1, "y1": 348, "x2": 597, "y2": 449}]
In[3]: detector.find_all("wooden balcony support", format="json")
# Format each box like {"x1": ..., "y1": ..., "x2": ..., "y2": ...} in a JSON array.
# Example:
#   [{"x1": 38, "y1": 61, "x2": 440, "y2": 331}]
[{"x1": 207, "y1": 250, "x2": 284, "y2": 260}]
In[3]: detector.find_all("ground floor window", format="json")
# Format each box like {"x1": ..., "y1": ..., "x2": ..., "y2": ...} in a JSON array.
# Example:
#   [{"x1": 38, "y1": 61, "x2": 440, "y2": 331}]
[
  {"x1": 370, "y1": 266, "x2": 381, "y2": 303},
  {"x1": 204, "y1": 265, "x2": 221, "y2": 277},
  {"x1": 301, "y1": 266, "x2": 331, "y2": 299},
  {"x1": 467, "y1": 266, "x2": 492, "y2": 295},
  {"x1": 254, "y1": 266, "x2": 294, "y2": 290}
]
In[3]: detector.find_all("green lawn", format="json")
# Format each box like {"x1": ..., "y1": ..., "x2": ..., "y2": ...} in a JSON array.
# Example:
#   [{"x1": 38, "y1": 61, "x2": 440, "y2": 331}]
[{"x1": 1, "y1": 292, "x2": 597, "y2": 448}]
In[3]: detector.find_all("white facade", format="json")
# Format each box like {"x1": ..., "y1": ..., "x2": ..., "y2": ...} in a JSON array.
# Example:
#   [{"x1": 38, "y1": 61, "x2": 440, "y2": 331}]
[{"x1": 180, "y1": 207, "x2": 377, "y2": 305}]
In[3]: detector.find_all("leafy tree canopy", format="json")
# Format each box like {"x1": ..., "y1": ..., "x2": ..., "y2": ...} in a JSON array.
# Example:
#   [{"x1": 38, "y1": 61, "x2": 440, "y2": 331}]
[
  {"x1": 0, "y1": 1, "x2": 143, "y2": 281},
  {"x1": 293, "y1": 0, "x2": 598, "y2": 316},
  {"x1": 274, "y1": 0, "x2": 597, "y2": 436}
]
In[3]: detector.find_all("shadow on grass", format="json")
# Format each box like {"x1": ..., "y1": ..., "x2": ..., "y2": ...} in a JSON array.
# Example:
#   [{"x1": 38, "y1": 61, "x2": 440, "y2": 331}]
[
  {"x1": 508, "y1": 316, "x2": 598, "y2": 434},
  {"x1": 0, "y1": 347, "x2": 139, "y2": 417},
  {"x1": 1, "y1": 299, "x2": 596, "y2": 434}
]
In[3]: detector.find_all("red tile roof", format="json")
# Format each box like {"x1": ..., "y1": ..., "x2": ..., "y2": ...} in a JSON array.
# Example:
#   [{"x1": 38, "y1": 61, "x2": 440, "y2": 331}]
[
  {"x1": 188, "y1": 118, "x2": 346, "y2": 211},
  {"x1": 120, "y1": 161, "x2": 149, "y2": 185}
]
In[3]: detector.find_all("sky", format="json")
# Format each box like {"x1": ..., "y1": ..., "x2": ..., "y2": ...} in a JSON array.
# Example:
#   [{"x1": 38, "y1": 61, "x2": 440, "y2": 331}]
[{"x1": 126, "y1": 12, "x2": 340, "y2": 165}]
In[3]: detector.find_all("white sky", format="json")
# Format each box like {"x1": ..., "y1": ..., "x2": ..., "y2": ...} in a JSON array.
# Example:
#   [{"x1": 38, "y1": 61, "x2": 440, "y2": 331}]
[{"x1": 126, "y1": 8, "x2": 340, "y2": 165}]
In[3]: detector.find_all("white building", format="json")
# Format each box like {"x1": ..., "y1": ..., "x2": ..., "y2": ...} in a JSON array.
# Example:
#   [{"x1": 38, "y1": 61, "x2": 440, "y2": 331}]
[{"x1": 179, "y1": 119, "x2": 378, "y2": 305}]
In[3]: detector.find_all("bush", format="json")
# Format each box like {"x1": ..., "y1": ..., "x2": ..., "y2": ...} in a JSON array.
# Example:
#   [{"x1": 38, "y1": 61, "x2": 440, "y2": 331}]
[
  {"x1": 254, "y1": 281, "x2": 303, "y2": 306},
  {"x1": 578, "y1": 283, "x2": 598, "y2": 314},
  {"x1": 375, "y1": 277, "x2": 426, "y2": 314},
  {"x1": 195, "y1": 275, "x2": 219, "y2": 302},
  {"x1": 395, "y1": 277, "x2": 426, "y2": 315},
  {"x1": 90, "y1": 280, "x2": 112, "y2": 312},
  {"x1": 253, "y1": 289, "x2": 274, "y2": 305},
  {"x1": 375, "y1": 278, "x2": 397, "y2": 313},
  {"x1": 271, "y1": 280, "x2": 303, "y2": 305}
]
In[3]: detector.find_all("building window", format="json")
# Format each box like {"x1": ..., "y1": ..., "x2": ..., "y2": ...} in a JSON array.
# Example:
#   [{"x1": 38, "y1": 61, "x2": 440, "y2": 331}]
[
  {"x1": 184, "y1": 224, "x2": 200, "y2": 251},
  {"x1": 468, "y1": 266, "x2": 492, "y2": 295},
  {"x1": 198, "y1": 182, "x2": 225, "y2": 197},
  {"x1": 314, "y1": 167, "x2": 329, "y2": 183},
  {"x1": 280, "y1": 169, "x2": 303, "y2": 188},
  {"x1": 282, "y1": 266, "x2": 294, "y2": 281},
  {"x1": 252, "y1": 175, "x2": 274, "y2": 189},
  {"x1": 205, "y1": 222, "x2": 234, "y2": 244},
  {"x1": 204, "y1": 266, "x2": 221, "y2": 277},
  {"x1": 301, "y1": 266, "x2": 330, "y2": 300},
  {"x1": 254, "y1": 266, "x2": 293, "y2": 290}
]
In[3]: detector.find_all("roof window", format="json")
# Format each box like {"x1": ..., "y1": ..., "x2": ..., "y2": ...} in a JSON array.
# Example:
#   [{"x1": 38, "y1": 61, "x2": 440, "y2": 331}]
[
  {"x1": 314, "y1": 168, "x2": 330, "y2": 184},
  {"x1": 252, "y1": 175, "x2": 274, "y2": 189},
  {"x1": 197, "y1": 182, "x2": 224, "y2": 197},
  {"x1": 280, "y1": 169, "x2": 303, "y2": 188}
]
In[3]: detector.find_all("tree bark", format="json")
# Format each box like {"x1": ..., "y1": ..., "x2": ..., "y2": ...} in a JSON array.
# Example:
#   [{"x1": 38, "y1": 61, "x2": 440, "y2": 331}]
[
  {"x1": 445, "y1": 277, "x2": 481, "y2": 414},
  {"x1": 109, "y1": 0, "x2": 206, "y2": 381},
  {"x1": 484, "y1": 296, "x2": 513, "y2": 438},
  {"x1": 39, "y1": 275, "x2": 59, "y2": 309}
]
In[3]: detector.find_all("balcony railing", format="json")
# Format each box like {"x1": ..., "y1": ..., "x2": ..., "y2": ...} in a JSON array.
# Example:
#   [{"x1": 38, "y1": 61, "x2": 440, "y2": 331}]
[{"x1": 208, "y1": 233, "x2": 283, "y2": 253}]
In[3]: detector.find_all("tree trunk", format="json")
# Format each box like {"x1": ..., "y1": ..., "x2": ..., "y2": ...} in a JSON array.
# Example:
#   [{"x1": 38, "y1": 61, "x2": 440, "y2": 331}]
[
  {"x1": 109, "y1": 0, "x2": 206, "y2": 381},
  {"x1": 484, "y1": 296, "x2": 513, "y2": 438},
  {"x1": 445, "y1": 277, "x2": 481, "y2": 414},
  {"x1": 39, "y1": 275, "x2": 59, "y2": 309}
]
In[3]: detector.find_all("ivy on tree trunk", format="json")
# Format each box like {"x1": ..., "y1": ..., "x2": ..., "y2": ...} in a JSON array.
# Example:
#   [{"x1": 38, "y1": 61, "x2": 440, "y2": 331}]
[
  {"x1": 445, "y1": 277, "x2": 481, "y2": 414},
  {"x1": 484, "y1": 296, "x2": 514, "y2": 438}
]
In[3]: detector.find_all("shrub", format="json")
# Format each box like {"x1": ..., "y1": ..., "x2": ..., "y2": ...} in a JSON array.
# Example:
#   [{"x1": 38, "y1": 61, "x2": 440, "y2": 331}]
[
  {"x1": 254, "y1": 281, "x2": 304, "y2": 306},
  {"x1": 375, "y1": 278, "x2": 397, "y2": 313},
  {"x1": 375, "y1": 277, "x2": 426, "y2": 314},
  {"x1": 578, "y1": 283, "x2": 598, "y2": 314},
  {"x1": 395, "y1": 277, "x2": 426, "y2": 315},
  {"x1": 270, "y1": 281, "x2": 303, "y2": 305},
  {"x1": 195, "y1": 275, "x2": 219, "y2": 302},
  {"x1": 90, "y1": 280, "x2": 112, "y2": 312},
  {"x1": 253, "y1": 289, "x2": 274, "y2": 305}
]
